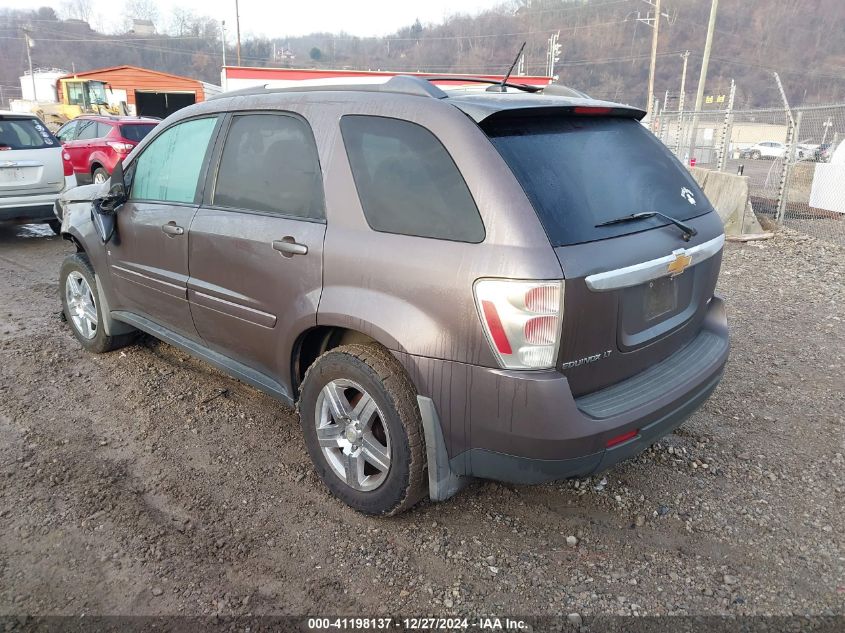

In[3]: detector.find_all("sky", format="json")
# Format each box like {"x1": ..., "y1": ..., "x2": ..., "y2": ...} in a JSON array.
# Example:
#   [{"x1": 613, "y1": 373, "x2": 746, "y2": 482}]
[{"x1": 4, "y1": 0, "x2": 498, "y2": 37}]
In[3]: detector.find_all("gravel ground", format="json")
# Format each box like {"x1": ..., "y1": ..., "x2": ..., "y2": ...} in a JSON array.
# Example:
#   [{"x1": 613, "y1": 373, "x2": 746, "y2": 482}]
[{"x1": 0, "y1": 224, "x2": 843, "y2": 621}]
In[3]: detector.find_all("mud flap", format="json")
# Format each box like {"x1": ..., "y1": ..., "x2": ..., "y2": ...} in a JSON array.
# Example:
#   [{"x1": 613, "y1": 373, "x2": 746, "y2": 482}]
[{"x1": 416, "y1": 395, "x2": 472, "y2": 502}]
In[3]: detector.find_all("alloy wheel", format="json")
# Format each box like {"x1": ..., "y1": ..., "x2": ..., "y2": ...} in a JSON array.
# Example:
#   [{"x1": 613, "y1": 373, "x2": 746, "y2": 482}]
[
  {"x1": 65, "y1": 271, "x2": 98, "y2": 339},
  {"x1": 315, "y1": 378, "x2": 391, "y2": 492}
]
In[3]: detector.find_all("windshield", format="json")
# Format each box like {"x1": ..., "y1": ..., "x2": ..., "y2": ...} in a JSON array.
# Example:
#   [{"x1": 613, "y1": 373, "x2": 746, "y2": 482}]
[
  {"x1": 119, "y1": 124, "x2": 157, "y2": 142},
  {"x1": 0, "y1": 116, "x2": 58, "y2": 150},
  {"x1": 485, "y1": 116, "x2": 712, "y2": 246}
]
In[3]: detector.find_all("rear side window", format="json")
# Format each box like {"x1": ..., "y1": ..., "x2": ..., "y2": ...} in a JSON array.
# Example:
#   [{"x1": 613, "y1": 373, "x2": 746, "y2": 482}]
[
  {"x1": 0, "y1": 117, "x2": 58, "y2": 150},
  {"x1": 485, "y1": 117, "x2": 712, "y2": 246},
  {"x1": 120, "y1": 124, "x2": 156, "y2": 142},
  {"x1": 340, "y1": 115, "x2": 484, "y2": 243},
  {"x1": 75, "y1": 120, "x2": 99, "y2": 140},
  {"x1": 130, "y1": 116, "x2": 218, "y2": 204},
  {"x1": 212, "y1": 113, "x2": 325, "y2": 220},
  {"x1": 96, "y1": 122, "x2": 113, "y2": 138}
]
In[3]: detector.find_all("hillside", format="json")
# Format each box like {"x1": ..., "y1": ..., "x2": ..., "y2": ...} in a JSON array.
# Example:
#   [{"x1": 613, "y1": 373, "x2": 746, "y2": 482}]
[{"x1": 2, "y1": 0, "x2": 844, "y2": 109}]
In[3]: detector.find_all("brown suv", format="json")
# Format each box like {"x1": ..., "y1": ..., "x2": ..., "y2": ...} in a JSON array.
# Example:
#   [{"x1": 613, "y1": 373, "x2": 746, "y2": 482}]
[{"x1": 57, "y1": 76, "x2": 729, "y2": 515}]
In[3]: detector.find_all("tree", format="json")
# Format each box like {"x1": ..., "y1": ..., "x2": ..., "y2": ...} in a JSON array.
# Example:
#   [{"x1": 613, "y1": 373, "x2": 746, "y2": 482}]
[
  {"x1": 309, "y1": 46, "x2": 322, "y2": 61},
  {"x1": 122, "y1": 0, "x2": 159, "y2": 30},
  {"x1": 60, "y1": 0, "x2": 92, "y2": 23}
]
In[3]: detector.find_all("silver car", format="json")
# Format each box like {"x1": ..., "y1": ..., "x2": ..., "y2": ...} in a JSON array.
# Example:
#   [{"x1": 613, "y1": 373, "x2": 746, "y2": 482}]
[{"x1": 0, "y1": 111, "x2": 77, "y2": 233}]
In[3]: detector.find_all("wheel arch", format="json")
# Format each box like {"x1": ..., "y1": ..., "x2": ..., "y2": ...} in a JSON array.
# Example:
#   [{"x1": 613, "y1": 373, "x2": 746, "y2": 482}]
[{"x1": 291, "y1": 326, "x2": 379, "y2": 397}]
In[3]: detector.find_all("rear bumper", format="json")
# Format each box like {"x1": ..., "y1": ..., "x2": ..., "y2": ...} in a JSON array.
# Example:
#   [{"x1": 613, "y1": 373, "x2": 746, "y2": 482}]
[
  {"x1": 400, "y1": 296, "x2": 729, "y2": 495},
  {"x1": 0, "y1": 176, "x2": 76, "y2": 223}
]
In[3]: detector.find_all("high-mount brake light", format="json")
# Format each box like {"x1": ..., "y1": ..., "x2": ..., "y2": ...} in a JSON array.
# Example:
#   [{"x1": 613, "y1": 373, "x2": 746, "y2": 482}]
[
  {"x1": 474, "y1": 279, "x2": 563, "y2": 370},
  {"x1": 573, "y1": 106, "x2": 612, "y2": 115}
]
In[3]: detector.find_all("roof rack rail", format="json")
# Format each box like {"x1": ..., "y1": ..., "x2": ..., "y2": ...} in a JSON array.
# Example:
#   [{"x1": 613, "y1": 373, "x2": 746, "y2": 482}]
[
  {"x1": 420, "y1": 76, "x2": 543, "y2": 94},
  {"x1": 210, "y1": 75, "x2": 449, "y2": 101}
]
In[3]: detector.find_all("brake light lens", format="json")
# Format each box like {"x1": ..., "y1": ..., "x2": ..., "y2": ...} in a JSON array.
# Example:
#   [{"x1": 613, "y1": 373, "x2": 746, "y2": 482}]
[
  {"x1": 474, "y1": 279, "x2": 563, "y2": 369},
  {"x1": 573, "y1": 106, "x2": 613, "y2": 115},
  {"x1": 62, "y1": 150, "x2": 73, "y2": 176},
  {"x1": 107, "y1": 141, "x2": 134, "y2": 153}
]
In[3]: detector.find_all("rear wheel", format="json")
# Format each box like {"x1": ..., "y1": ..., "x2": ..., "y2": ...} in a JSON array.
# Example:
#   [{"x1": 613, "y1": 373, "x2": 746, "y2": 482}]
[
  {"x1": 60, "y1": 253, "x2": 133, "y2": 353},
  {"x1": 750, "y1": 150, "x2": 761, "y2": 160},
  {"x1": 298, "y1": 344, "x2": 427, "y2": 515},
  {"x1": 92, "y1": 167, "x2": 109, "y2": 184}
]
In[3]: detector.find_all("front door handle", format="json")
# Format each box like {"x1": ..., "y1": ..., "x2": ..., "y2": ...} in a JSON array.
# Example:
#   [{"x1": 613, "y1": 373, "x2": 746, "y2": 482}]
[
  {"x1": 162, "y1": 222, "x2": 184, "y2": 236},
  {"x1": 272, "y1": 238, "x2": 308, "y2": 257}
]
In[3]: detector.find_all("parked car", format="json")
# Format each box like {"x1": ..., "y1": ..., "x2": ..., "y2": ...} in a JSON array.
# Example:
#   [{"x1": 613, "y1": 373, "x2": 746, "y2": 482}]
[
  {"x1": 56, "y1": 76, "x2": 729, "y2": 515},
  {"x1": 56, "y1": 115, "x2": 159, "y2": 184},
  {"x1": 0, "y1": 111, "x2": 76, "y2": 233},
  {"x1": 740, "y1": 141, "x2": 786, "y2": 160}
]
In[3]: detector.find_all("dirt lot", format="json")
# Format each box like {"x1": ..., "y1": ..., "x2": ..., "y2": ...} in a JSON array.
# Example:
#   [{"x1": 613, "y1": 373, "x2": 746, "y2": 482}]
[{"x1": 0, "y1": 224, "x2": 843, "y2": 621}]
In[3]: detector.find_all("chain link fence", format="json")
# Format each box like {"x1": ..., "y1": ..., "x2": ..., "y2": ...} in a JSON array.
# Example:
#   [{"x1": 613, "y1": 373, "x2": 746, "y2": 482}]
[{"x1": 654, "y1": 104, "x2": 845, "y2": 246}]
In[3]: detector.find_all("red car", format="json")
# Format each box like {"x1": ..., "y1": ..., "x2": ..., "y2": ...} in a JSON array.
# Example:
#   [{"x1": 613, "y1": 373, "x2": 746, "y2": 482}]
[{"x1": 56, "y1": 115, "x2": 159, "y2": 184}]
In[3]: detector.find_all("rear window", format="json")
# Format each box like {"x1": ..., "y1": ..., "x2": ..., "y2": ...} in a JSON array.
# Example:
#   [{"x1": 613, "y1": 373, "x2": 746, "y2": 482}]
[
  {"x1": 0, "y1": 117, "x2": 58, "y2": 150},
  {"x1": 485, "y1": 117, "x2": 711, "y2": 246},
  {"x1": 120, "y1": 124, "x2": 157, "y2": 142}
]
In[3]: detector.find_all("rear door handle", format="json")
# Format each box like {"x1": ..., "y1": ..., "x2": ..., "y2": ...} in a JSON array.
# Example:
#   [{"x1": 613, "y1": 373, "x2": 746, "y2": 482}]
[
  {"x1": 161, "y1": 223, "x2": 184, "y2": 236},
  {"x1": 272, "y1": 238, "x2": 308, "y2": 257}
]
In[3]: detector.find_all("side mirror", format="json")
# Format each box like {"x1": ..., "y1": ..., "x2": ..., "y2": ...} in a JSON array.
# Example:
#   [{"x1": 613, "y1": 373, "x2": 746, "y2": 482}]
[{"x1": 91, "y1": 160, "x2": 127, "y2": 242}]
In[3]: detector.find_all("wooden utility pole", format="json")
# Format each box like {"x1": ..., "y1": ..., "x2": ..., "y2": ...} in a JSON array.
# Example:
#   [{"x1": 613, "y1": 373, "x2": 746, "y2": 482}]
[
  {"x1": 646, "y1": 0, "x2": 662, "y2": 114},
  {"x1": 678, "y1": 50, "x2": 689, "y2": 112},
  {"x1": 234, "y1": 0, "x2": 242, "y2": 66},
  {"x1": 693, "y1": 0, "x2": 719, "y2": 112},
  {"x1": 23, "y1": 28, "x2": 36, "y2": 101}
]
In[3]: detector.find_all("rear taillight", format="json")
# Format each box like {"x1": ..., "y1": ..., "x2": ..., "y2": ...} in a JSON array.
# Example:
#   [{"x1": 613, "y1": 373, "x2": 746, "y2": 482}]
[
  {"x1": 62, "y1": 150, "x2": 73, "y2": 176},
  {"x1": 474, "y1": 279, "x2": 563, "y2": 369},
  {"x1": 107, "y1": 141, "x2": 134, "y2": 153}
]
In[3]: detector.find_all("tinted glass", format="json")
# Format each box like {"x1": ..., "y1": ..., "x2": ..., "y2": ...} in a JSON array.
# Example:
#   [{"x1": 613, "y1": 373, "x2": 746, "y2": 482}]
[
  {"x1": 56, "y1": 121, "x2": 77, "y2": 142},
  {"x1": 213, "y1": 114, "x2": 324, "y2": 219},
  {"x1": 96, "y1": 122, "x2": 113, "y2": 138},
  {"x1": 130, "y1": 117, "x2": 217, "y2": 204},
  {"x1": 75, "y1": 120, "x2": 98, "y2": 140},
  {"x1": 340, "y1": 116, "x2": 484, "y2": 242},
  {"x1": 485, "y1": 117, "x2": 712, "y2": 246},
  {"x1": 0, "y1": 116, "x2": 58, "y2": 149},
  {"x1": 119, "y1": 124, "x2": 156, "y2": 142}
]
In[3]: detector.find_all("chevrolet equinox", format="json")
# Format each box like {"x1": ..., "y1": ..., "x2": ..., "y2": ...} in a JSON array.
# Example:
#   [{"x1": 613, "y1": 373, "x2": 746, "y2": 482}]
[{"x1": 57, "y1": 76, "x2": 729, "y2": 515}]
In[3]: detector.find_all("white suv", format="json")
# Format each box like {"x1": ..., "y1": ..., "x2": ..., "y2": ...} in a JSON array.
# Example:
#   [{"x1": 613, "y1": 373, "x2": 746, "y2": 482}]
[
  {"x1": 0, "y1": 112, "x2": 77, "y2": 233},
  {"x1": 742, "y1": 141, "x2": 785, "y2": 160}
]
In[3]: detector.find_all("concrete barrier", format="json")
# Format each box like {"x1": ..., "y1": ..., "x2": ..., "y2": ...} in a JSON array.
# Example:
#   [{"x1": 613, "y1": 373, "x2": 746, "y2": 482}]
[{"x1": 689, "y1": 166, "x2": 764, "y2": 236}]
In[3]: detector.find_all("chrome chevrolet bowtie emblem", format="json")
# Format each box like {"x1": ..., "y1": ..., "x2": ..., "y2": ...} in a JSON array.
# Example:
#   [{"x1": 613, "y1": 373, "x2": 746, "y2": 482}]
[{"x1": 667, "y1": 249, "x2": 693, "y2": 276}]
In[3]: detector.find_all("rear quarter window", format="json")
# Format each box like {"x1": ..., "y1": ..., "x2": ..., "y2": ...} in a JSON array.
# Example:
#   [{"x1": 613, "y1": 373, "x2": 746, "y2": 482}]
[
  {"x1": 120, "y1": 124, "x2": 157, "y2": 142},
  {"x1": 340, "y1": 115, "x2": 485, "y2": 243},
  {"x1": 485, "y1": 116, "x2": 712, "y2": 246},
  {"x1": 0, "y1": 117, "x2": 58, "y2": 150}
]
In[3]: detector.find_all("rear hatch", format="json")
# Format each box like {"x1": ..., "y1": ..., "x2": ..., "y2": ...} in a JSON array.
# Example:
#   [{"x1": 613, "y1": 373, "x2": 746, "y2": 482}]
[
  {"x1": 484, "y1": 113, "x2": 723, "y2": 396},
  {"x1": 0, "y1": 115, "x2": 65, "y2": 197}
]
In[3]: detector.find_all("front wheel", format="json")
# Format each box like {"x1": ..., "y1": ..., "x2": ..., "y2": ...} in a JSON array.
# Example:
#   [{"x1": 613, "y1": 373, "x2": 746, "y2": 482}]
[
  {"x1": 750, "y1": 151, "x2": 761, "y2": 160},
  {"x1": 60, "y1": 253, "x2": 133, "y2": 353},
  {"x1": 298, "y1": 344, "x2": 427, "y2": 515}
]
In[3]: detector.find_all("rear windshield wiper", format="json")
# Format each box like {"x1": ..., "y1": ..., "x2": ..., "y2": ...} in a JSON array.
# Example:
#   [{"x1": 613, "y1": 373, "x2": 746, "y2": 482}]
[{"x1": 596, "y1": 212, "x2": 698, "y2": 242}]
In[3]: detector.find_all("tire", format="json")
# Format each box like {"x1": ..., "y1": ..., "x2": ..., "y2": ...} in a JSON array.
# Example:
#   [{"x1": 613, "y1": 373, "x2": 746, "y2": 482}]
[
  {"x1": 750, "y1": 151, "x2": 761, "y2": 160},
  {"x1": 59, "y1": 253, "x2": 133, "y2": 353},
  {"x1": 48, "y1": 219, "x2": 61, "y2": 235},
  {"x1": 298, "y1": 343, "x2": 427, "y2": 516},
  {"x1": 92, "y1": 167, "x2": 109, "y2": 185}
]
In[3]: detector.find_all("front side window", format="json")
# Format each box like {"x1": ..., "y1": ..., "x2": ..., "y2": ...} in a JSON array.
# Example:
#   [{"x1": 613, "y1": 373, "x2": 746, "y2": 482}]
[
  {"x1": 340, "y1": 115, "x2": 484, "y2": 243},
  {"x1": 213, "y1": 114, "x2": 325, "y2": 220},
  {"x1": 130, "y1": 116, "x2": 217, "y2": 204},
  {"x1": 56, "y1": 121, "x2": 77, "y2": 142}
]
